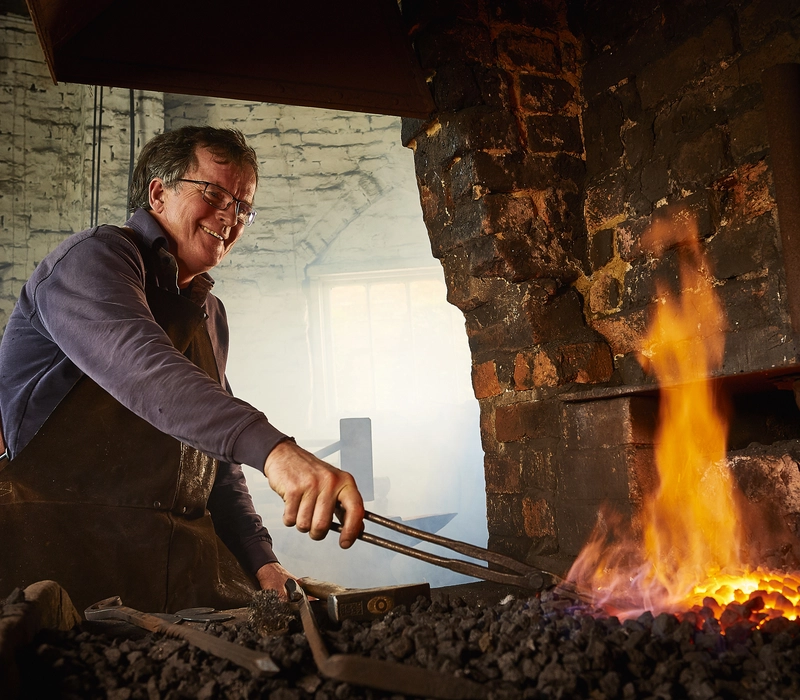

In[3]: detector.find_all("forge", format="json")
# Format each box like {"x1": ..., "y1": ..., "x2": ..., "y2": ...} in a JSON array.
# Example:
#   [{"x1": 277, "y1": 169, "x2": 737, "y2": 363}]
[{"x1": 398, "y1": 3, "x2": 800, "y2": 595}]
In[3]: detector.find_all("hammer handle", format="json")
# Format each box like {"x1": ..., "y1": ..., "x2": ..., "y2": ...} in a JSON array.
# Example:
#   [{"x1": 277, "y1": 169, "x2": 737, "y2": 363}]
[{"x1": 297, "y1": 577, "x2": 349, "y2": 599}]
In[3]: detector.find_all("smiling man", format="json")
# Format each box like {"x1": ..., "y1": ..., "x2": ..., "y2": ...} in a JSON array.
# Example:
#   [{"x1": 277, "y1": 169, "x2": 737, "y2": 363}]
[{"x1": 0, "y1": 126, "x2": 364, "y2": 613}]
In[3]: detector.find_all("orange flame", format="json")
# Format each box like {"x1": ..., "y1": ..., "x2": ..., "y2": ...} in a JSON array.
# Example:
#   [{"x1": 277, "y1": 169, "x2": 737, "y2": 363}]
[{"x1": 568, "y1": 212, "x2": 800, "y2": 623}]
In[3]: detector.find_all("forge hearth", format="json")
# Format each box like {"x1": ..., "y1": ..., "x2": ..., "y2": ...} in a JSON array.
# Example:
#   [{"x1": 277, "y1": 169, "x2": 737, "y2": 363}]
[
  {"x1": 7, "y1": 583, "x2": 800, "y2": 699},
  {"x1": 552, "y1": 372, "x2": 800, "y2": 576}
]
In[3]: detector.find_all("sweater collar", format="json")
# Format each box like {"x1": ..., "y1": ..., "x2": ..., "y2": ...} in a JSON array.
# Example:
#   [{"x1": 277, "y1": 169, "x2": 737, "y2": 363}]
[{"x1": 123, "y1": 208, "x2": 215, "y2": 305}]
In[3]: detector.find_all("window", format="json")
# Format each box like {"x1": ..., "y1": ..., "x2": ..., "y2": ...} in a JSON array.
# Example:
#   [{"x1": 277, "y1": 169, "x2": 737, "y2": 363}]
[{"x1": 309, "y1": 267, "x2": 473, "y2": 420}]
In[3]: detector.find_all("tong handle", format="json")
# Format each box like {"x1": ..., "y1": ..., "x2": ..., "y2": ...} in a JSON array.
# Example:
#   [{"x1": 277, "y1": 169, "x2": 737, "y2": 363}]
[
  {"x1": 363, "y1": 510, "x2": 537, "y2": 577},
  {"x1": 330, "y1": 521, "x2": 548, "y2": 590}
]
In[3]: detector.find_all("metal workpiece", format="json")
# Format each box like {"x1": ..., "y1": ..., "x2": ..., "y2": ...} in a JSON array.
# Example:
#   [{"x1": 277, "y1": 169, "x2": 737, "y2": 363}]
[
  {"x1": 285, "y1": 579, "x2": 487, "y2": 700},
  {"x1": 84, "y1": 597, "x2": 278, "y2": 676},
  {"x1": 332, "y1": 509, "x2": 564, "y2": 591}
]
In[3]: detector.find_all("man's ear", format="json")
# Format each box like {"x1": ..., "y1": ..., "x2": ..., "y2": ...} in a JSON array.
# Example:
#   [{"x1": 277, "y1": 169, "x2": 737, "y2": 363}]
[{"x1": 149, "y1": 179, "x2": 166, "y2": 213}]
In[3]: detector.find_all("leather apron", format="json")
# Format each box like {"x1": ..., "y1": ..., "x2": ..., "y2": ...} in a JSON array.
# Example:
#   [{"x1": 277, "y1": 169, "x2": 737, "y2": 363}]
[{"x1": 0, "y1": 256, "x2": 257, "y2": 614}]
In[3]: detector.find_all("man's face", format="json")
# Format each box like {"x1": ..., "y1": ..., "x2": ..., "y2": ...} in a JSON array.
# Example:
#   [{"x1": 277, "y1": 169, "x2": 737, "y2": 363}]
[{"x1": 149, "y1": 146, "x2": 257, "y2": 288}]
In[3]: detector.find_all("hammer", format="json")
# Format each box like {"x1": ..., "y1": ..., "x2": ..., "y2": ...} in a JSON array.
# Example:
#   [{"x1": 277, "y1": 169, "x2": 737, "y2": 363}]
[{"x1": 297, "y1": 577, "x2": 430, "y2": 622}]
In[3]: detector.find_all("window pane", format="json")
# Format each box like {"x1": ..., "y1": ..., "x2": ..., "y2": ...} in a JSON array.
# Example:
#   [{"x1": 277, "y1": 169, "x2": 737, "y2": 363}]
[
  {"x1": 369, "y1": 283, "x2": 410, "y2": 410},
  {"x1": 329, "y1": 284, "x2": 373, "y2": 413},
  {"x1": 325, "y1": 273, "x2": 472, "y2": 414},
  {"x1": 410, "y1": 278, "x2": 471, "y2": 403}
]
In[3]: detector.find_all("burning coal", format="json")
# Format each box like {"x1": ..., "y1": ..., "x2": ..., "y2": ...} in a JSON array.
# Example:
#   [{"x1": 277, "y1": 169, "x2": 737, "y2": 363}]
[{"x1": 568, "y1": 211, "x2": 800, "y2": 624}]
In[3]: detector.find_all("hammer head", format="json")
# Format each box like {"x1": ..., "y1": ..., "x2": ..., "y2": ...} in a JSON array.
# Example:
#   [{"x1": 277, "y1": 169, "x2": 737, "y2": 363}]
[{"x1": 327, "y1": 582, "x2": 431, "y2": 622}]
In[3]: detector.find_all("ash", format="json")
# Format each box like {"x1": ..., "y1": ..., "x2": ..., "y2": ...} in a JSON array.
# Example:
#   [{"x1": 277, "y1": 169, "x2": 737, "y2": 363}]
[{"x1": 12, "y1": 589, "x2": 800, "y2": 699}]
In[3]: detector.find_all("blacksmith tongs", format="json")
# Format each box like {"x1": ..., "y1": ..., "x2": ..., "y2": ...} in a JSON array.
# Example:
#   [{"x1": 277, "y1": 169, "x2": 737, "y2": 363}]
[{"x1": 332, "y1": 509, "x2": 564, "y2": 592}]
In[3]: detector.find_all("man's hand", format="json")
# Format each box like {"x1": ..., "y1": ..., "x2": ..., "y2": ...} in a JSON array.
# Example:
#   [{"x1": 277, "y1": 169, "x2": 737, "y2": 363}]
[
  {"x1": 263, "y1": 440, "x2": 365, "y2": 548},
  {"x1": 255, "y1": 562, "x2": 294, "y2": 598}
]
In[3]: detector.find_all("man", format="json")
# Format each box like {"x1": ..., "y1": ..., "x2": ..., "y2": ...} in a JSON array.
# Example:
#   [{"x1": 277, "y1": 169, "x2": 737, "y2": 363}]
[{"x1": 0, "y1": 126, "x2": 364, "y2": 613}]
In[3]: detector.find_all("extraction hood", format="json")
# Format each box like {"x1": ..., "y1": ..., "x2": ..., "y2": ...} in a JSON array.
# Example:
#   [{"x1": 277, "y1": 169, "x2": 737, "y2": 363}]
[{"x1": 24, "y1": 0, "x2": 435, "y2": 118}]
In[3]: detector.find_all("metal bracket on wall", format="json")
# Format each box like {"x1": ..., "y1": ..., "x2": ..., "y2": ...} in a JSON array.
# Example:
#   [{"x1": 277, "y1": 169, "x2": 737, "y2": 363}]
[{"x1": 314, "y1": 417, "x2": 374, "y2": 501}]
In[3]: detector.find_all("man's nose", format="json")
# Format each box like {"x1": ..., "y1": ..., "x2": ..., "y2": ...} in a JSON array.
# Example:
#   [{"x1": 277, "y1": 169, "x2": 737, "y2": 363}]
[{"x1": 216, "y1": 204, "x2": 237, "y2": 228}]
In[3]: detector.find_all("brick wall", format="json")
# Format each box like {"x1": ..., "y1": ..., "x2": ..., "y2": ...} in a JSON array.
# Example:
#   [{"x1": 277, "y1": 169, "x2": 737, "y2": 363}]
[
  {"x1": 577, "y1": 0, "x2": 800, "y2": 380},
  {"x1": 401, "y1": 0, "x2": 800, "y2": 574}
]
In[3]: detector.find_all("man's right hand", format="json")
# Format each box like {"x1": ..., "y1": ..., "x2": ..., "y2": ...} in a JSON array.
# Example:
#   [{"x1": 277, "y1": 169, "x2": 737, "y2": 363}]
[{"x1": 263, "y1": 440, "x2": 365, "y2": 548}]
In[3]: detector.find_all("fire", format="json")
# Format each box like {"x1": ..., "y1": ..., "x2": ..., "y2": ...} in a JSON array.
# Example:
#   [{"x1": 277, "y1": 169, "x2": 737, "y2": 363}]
[{"x1": 568, "y1": 212, "x2": 800, "y2": 625}]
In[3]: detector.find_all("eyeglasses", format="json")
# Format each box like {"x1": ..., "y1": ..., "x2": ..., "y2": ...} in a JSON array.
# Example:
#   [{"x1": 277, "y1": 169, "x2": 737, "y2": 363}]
[{"x1": 177, "y1": 179, "x2": 257, "y2": 226}]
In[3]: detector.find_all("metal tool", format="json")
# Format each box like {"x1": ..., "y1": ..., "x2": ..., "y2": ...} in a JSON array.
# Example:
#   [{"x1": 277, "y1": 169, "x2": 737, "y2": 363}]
[
  {"x1": 173, "y1": 606, "x2": 234, "y2": 623},
  {"x1": 285, "y1": 579, "x2": 487, "y2": 700},
  {"x1": 85, "y1": 596, "x2": 278, "y2": 676},
  {"x1": 297, "y1": 577, "x2": 430, "y2": 622},
  {"x1": 151, "y1": 607, "x2": 235, "y2": 623},
  {"x1": 332, "y1": 508, "x2": 564, "y2": 591}
]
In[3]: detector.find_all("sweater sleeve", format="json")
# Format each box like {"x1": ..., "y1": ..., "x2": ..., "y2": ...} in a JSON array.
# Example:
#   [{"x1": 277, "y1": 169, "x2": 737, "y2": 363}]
[
  {"x1": 26, "y1": 227, "x2": 287, "y2": 469},
  {"x1": 208, "y1": 460, "x2": 279, "y2": 574}
]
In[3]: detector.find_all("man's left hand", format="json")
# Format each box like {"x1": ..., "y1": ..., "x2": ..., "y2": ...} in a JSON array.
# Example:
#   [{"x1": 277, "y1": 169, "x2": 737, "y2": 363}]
[
  {"x1": 263, "y1": 440, "x2": 365, "y2": 548},
  {"x1": 255, "y1": 562, "x2": 294, "y2": 598}
]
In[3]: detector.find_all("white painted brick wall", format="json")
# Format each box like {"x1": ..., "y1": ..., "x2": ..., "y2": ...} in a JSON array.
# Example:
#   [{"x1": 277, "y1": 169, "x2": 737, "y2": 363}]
[{"x1": 0, "y1": 15, "x2": 163, "y2": 331}]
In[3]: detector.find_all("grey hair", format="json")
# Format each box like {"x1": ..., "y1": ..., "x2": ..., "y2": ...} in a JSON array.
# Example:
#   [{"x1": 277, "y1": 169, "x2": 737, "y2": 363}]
[{"x1": 128, "y1": 126, "x2": 259, "y2": 211}]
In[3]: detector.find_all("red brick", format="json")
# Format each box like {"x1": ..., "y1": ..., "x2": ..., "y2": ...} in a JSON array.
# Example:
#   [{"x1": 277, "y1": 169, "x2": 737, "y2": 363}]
[
  {"x1": 514, "y1": 350, "x2": 558, "y2": 389},
  {"x1": 590, "y1": 307, "x2": 648, "y2": 357},
  {"x1": 519, "y1": 444, "x2": 558, "y2": 491},
  {"x1": 472, "y1": 360, "x2": 503, "y2": 398},
  {"x1": 479, "y1": 406, "x2": 496, "y2": 449},
  {"x1": 486, "y1": 493, "x2": 525, "y2": 537},
  {"x1": 465, "y1": 227, "x2": 576, "y2": 283},
  {"x1": 709, "y1": 160, "x2": 773, "y2": 225},
  {"x1": 523, "y1": 288, "x2": 587, "y2": 345},
  {"x1": 562, "y1": 396, "x2": 657, "y2": 449},
  {"x1": 497, "y1": 31, "x2": 561, "y2": 73},
  {"x1": 495, "y1": 400, "x2": 560, "y2": 442},
  {"x1": 522, "y1": 496, "x2": 556, "y2": 539},
  {"x1": 485, "y1": 452, "x2": 523, "y2": 494},
  {"x1": 559, "y1": 341, "x2": 614, "y2": 384}
]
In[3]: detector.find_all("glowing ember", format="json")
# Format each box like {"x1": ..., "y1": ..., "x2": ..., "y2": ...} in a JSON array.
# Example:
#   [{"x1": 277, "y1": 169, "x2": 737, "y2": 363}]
[{"x1": 568, "y1": 212, "x2": 800, "y2": 625}]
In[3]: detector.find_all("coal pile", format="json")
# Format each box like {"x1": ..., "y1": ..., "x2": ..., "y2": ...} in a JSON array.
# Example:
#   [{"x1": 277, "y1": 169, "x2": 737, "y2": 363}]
[{"x1": 11, "y1": 588, "x2": 800, "y2": 699}]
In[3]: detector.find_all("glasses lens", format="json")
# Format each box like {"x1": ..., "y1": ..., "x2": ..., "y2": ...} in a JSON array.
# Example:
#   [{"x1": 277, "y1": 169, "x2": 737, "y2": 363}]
[
  {"x1": 236, "y1": 203, "x2": 257, "y2": 226},
  {"x1": 200, "y1": 181, "x2": 255, "y2": 226},
  {"x1": 203, "y1": 183, "x2": 230, "y2": 210}
]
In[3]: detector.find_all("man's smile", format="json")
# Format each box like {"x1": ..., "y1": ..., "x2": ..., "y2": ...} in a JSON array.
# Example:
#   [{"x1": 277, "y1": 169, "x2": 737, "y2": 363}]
[{"x1": 201, "y1": 224, "x2": 225, "y2": 241}]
